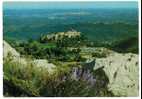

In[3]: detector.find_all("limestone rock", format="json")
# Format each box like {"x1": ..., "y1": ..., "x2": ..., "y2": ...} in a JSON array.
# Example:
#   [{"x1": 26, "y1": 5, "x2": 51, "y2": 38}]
[
  {"x1": 33, "y1": 59, "x2": 56, "y2": 72},
  {"x1": 3, "y1": 40, "x2": 20, "y2": 58},
  {"x1": 42, "y1": 30, "x2": 80, "y2": 41},
  {"x1": 94, "y1": 52, "x2": 139, "y2": 96},
  {"x1": 3, "y1": 40, "x2": 56, "y2": 73}
]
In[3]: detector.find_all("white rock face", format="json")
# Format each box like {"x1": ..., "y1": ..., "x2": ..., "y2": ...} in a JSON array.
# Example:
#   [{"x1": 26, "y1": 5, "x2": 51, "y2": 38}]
[
  {"x1": 3, "y1": 40, "x2": 56, "y2": 73},
  {"x1": 3, "y1": 40, "x2": 139, "y2": 96},
  {"x1": 3, "y1": 41, "x2": 20, "y2": 58},
  {"x1": 33, "y1": 59, "x2": 56, "y2": 72},
  {"x1": 45, "y1": 30, "x2": 80, "y2": 41},
  {"x1": 94, "y1": 52, "x2": 139, "y2": 96}
]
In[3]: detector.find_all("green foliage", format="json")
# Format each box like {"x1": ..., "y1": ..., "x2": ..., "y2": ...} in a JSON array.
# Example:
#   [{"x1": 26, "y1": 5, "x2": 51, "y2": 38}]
[
  {"x1": 3, "y1": 58, "x2": 41, "y2": 96},
  {"x1": 3, "y1": 8, "x2": 138, "y2": 97},
  {"x1": 55, "y1": 35, "x2": 86, "y2": 47},
  {"x1": 92, "y1": 52, "x2": 107, "y2": 58},
  {"x1": 110, "y1": 36, "x2": 138, "y2": 53},
  {"x1": 4, "y1": 8, "x2": 138, "y2": 54},
  {"x1": 14, "y1": 38, "x2": 86, "y2": 62},
  {"x1": 3, "y1": 57, "x2": 113, "y2": 97}
]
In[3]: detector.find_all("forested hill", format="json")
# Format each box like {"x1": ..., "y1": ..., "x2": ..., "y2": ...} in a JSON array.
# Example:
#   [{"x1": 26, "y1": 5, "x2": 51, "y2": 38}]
[
  {"x1": 4, "y1": 22, "x2": 138, "y2": 43},
  {"x1": 3, "y1": 8, "x2": 138, "y2": 42},
  {"x1": 3, "y1": 8, "x2": 138, "y2": 54}
]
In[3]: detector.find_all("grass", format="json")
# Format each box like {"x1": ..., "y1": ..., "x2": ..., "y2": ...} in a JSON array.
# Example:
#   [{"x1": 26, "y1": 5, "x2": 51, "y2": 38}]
[
  {"x1": 3, "y1": 54, "x2": 114, "y2": 97},
  {"x1": 39, "y1": 42, "x2": 56, "y2": 49}
]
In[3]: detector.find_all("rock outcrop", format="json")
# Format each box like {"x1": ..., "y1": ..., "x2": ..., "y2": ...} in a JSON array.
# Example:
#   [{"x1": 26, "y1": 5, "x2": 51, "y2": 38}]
[
  {"x1": 3, "y1": 41, "x2": 20, "y2": 58},
  {"x1": 3, "y1": 40, "x2": 56, "y2": 73},
  {"x1": 41, "y1": 30, "x2": 81, "y2": 41},
  {"x1": 94, "y1": 52, "x2": 139, "y2": 96},
  {"x1": 3, "y1": 40, "x2": 139, "y2": 96}
]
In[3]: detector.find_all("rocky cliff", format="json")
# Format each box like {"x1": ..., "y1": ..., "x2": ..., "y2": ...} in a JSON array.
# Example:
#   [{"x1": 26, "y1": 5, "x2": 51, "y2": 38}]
[
  {"x1": 3, "y1": 40, "x2": 139, "y2": 96},
  {"x1": 94, "y1": 52, "x2": 139, "y2": 96}
]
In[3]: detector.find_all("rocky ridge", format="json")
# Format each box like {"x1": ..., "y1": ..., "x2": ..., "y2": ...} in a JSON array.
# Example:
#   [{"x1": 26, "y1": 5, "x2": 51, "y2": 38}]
[{"x1": 3, "y1": 40, "x2": 139, "y2": 96}]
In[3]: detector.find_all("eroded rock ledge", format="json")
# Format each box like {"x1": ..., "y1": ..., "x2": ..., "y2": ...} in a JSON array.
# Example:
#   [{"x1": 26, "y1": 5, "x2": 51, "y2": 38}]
[
  {"x1": 3, "y1": 40, "x2": 139, "y2": 96},
  {"x1": 94, "y1": 52, "x2": 139, "y2": 96}
]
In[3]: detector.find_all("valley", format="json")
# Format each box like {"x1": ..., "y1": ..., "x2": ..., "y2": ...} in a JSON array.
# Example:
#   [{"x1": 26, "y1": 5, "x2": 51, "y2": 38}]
[{"x1": 3, "y1": 2, "x2": 139, "y2": 97}]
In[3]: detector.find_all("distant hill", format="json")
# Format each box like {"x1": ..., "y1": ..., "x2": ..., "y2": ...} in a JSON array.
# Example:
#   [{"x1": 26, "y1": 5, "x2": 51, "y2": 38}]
[
  {"x1": 4, "y1": 22, "x2": 138, "y2": 43},
  {"x1": 4, "y1": 8, "x2": 138, "y2": 43},
  {"x1": 3, "y1": 8, "x2": 138, "y2": 54}
]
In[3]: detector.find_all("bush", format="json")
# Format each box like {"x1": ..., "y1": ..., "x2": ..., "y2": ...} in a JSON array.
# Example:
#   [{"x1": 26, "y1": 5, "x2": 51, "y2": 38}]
[
  {"x1": 110, "y1": 36, "x2": 138, "y2": 53},
  {"x1": 92, "y1": 52, "x2": 107, "y2": 58},
  {"x1": 3, "y1": 56, "x2": 113, "y2": 97}
]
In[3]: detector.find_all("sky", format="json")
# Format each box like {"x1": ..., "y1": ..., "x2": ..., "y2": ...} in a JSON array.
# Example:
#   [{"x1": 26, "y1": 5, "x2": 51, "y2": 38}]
[{"x1": 3, "y1": 2, "x2": 138, "y2": 10}]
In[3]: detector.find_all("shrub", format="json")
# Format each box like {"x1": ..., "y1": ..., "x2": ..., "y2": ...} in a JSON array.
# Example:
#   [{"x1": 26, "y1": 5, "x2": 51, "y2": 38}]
[
  {"x1": 92, "y1": 52, "x2": 107, "y2": 58},
  {"x1": 3, "y1": 56, "x2": 113, "y2": 97}
]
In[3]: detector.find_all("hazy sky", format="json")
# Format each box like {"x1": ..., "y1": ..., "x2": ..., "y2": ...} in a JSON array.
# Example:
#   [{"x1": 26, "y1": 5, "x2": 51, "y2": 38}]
[{"x1": 3, "y1": 2, "x2": 138, "y2": 10}]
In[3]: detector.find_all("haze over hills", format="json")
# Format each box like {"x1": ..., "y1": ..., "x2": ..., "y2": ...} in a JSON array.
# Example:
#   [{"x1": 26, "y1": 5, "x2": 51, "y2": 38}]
[
  {"x1": 3, "y1": 9, "x2": 138, "y2": 44},
  {"x1": 3, "y1": 2, "x2": 138, "y2": 43}
]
